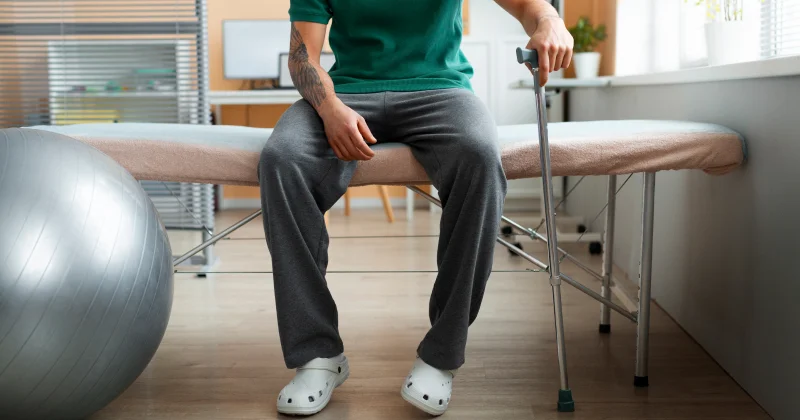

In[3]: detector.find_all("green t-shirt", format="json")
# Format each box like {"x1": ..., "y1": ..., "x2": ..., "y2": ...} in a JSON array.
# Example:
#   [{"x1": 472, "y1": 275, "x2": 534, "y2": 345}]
[{"x1": 288, "y1": 0, "x2": 473, "y2": 94}]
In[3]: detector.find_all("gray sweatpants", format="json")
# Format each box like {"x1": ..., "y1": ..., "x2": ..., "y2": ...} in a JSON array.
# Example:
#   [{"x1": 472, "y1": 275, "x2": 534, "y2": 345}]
[{"x1": 258, "y1": 88, "x2": 507, "y2": 371}]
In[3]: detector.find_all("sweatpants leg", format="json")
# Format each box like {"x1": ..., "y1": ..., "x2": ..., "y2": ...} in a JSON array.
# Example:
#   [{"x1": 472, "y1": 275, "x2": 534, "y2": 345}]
[
  {"x1": 258, "y1": 94, "x2": 386, "y2": 368},
  {"x1": 388, "y1": 89, "x2": 507, "y2": 370}
]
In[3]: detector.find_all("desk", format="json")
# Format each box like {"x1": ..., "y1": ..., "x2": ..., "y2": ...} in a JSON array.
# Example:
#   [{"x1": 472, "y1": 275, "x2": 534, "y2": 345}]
[
  {"x1": 209, "y1": 90, "x2": 302, "y2": 123},
  {"x1": 209, "y1": 89, "x2": 302, "y2": 105},
  {"x1": 209, "y1": 79, "x2": 609, "y2": 113}
]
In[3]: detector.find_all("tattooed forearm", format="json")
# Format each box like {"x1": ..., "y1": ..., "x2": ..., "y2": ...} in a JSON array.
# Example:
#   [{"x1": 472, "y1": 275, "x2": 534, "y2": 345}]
[{"x1": 289, "y1": 23, "x2": 327, "y2": 108}]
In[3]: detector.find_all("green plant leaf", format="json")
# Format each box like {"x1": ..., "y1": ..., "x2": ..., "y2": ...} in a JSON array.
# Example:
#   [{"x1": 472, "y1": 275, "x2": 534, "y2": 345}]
[{"x1": 568, "y1": 15, "x2": 606, "y2": 52}]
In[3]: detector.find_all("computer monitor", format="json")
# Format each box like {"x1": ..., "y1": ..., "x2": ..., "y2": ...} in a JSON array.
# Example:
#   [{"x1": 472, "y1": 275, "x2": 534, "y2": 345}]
[
  {"x1": 278, "y1": 52, "x2": 336, "y2": 88},
  {"x1": 223, "y1": 19, "x2": 291, "y2": 79}
]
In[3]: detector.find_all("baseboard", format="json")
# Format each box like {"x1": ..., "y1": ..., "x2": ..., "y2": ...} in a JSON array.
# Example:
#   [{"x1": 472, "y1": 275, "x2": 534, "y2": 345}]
[
  {"x1": 503, "y1": 196, "x2": 538, "y2": 212},
  {"x1": 331, "y1": 197, "x2": 414, "y2": 209},
  {"x1": 610, "y1": 263, "x2": 639, "y2": 313},
  {"x1": 220, "y1": 196, "x2": 425, "y2": 210},
  {"x1": 505, "y1": 187, "x2": 539, "y2": 199}
]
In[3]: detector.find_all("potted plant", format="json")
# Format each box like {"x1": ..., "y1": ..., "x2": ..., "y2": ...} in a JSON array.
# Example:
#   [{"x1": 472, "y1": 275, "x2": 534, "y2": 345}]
[
  {"x1": 687, "y1": 0, "x2": 759, "y2": 65},
  {"x1": 568, "y1": 16, "x2": 607, "y2": 79}
]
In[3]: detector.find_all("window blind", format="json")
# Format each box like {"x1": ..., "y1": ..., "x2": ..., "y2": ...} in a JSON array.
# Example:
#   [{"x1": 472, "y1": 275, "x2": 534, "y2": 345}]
[
  {"x1": 0, "y1": 0, "x2": 215, "y2": 259},
  {"x1": 761, "y1": 0, "x2": 800, "y2": 58}
]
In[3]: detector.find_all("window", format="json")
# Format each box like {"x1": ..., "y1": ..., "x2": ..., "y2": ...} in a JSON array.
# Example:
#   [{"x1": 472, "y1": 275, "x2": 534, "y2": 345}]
[
  {"x1": 615, "y1": 0, "x2": 800, "y2": 77},
  {"x1": 761, "y1": 0, "x2": 800, "y2": 58},
  {"x1": 0, "y1": 0, "x2": 209, "y2": 127},
  {"x1": 0, "y1": 0, "x2": 214, "y2": 245}
]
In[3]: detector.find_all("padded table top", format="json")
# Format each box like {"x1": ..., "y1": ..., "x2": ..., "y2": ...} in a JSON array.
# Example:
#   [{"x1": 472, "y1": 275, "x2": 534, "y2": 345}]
[{"x1": 26, "y1": 120, "x2": 746, "y2": 187}]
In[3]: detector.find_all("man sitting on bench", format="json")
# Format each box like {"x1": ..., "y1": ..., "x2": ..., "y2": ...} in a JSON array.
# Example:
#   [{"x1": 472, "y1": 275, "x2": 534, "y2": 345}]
[{"x1": 258, "y1": 0, "x2": 573, "y2": 415}]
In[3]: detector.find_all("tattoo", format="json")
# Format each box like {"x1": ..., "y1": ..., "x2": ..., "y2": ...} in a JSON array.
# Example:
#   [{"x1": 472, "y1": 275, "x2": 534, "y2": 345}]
[{"x1": 289, "y1": 23, "x2": 327, "y2": 108}]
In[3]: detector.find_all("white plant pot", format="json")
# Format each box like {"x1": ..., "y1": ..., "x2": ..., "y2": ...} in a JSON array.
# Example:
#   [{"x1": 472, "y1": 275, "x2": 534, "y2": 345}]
[
  {"x1": 705, "y1": 21, "x2": 759, "y2": 66},
  {"x1": 573, "y1": 52, "x2": 601, "y2": 79}
]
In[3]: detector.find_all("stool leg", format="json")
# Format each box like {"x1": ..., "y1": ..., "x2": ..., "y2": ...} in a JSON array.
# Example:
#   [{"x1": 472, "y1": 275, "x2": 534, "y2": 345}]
[
  {"x1": 378, "y1": 186, "x2": 394, "y2": 223},
  {"x1": 344, "y1": 188, "x2": 351, "y2": 217}
]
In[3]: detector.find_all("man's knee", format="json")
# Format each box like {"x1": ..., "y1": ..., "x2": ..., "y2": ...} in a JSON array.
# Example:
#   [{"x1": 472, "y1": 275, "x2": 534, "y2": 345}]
[
  {"x1": 459, "y1": 129, "x2": 503, "y2": 172},
  {"x1": 464, "y1": 138, "x2": 500, "y2": 163},
  {"x1": 259, "y1": 134, "x2": 298, "y2": 180},
  {"x1": 459, "y1": 128, "x2": 507, "y2": 195}
]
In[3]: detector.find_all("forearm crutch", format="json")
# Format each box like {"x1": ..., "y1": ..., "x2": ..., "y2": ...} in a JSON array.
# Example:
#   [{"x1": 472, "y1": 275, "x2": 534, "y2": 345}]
[{"x1": 516, "y1": 47, "x2": 574, "y2": 412}]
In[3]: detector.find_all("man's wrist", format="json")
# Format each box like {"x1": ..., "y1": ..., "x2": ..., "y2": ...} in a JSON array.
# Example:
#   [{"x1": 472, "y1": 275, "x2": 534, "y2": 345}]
[
  {"x1": 523, "y1": 1, "x2": 561, "y2": 35},
  {"x1": 316, "y1": 96, "x2": 341, "y2": 120},
  {"x1": 536, "y1": 14, "x2": 560, "y2": 24},
  {"x1": 530, "y1": 0, "x2": 561, "y2": 27}
]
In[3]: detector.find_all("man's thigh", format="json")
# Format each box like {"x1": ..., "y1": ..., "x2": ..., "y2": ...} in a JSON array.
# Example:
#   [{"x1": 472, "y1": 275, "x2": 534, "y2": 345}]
[{"x1": 387, "y1": 89, "x2": 500, "y2": 181}]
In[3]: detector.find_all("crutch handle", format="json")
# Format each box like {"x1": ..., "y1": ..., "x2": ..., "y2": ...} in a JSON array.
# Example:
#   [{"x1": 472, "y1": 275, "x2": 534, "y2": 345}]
[{"x1": 515, "y1": 47, "x2": 539, "y2": 69}]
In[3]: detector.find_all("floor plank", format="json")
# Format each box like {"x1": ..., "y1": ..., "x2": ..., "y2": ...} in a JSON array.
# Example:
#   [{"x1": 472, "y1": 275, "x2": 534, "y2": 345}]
[{"x1": 90, "y1": 209, "x2": 769, "y2": 419}]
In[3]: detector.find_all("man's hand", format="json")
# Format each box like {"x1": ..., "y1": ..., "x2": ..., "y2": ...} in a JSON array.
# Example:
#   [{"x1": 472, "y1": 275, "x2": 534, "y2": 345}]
[
  {"x1": 289, "y1": 21, "x2": 376, "y2": 161},
  {"x1": 525, "y1": 16, "x2": 573, "y2": 86},
  {"x1": 318, "y1": 99, "x2": 377, "y2": 161},
  {"x1": 495, "y1": 0, "x2": 574, "y2": 86}
]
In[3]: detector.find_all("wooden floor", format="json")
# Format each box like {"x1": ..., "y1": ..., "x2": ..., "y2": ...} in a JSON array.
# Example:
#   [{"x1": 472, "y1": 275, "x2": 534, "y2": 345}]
[{"x1": 92, "y1": 208, "x2": 770, "y2": 420}]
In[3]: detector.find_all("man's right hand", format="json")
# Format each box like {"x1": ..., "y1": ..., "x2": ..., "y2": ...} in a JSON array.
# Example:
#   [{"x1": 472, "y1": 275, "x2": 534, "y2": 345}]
[
  {"x1": 318, "y1": 99, "x2": 378, "y2": 161},
  {"x1": 288, "y1": 21, "x2": 376, "y2": 161}
]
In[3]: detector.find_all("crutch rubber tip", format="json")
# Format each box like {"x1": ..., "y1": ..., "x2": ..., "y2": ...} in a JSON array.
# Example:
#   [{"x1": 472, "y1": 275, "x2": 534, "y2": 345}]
[
  {"x1": 598, "y1": 324, "x2": 611, "y2": 334},
  {"x1": 634, "y1": 376, "x2": 649, "y2": 387},
  {"x1": 557, "y1": 389, "x2": 575, "y2": 412}
]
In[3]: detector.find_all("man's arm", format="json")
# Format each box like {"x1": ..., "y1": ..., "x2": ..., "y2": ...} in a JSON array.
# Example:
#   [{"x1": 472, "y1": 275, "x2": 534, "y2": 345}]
[
  {"x1": 288, "y1": 21, "x2": 377, "y2": 161},
  {"x1": 494, "y1": 0, "x2": 574, "y2": 85},
  {"x1": 288, "y1": 22, "x2": 334, "y2": 111}
]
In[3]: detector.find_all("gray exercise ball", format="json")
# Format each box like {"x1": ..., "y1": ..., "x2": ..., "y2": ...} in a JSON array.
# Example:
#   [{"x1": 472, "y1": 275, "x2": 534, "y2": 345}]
[{"x1": 0, "y1": 128, "x2": 174, "y2": 420}]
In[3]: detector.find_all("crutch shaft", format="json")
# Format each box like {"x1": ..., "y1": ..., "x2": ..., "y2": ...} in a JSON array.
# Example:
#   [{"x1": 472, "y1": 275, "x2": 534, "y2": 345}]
[{"x1": 518, "y1": 46, "x2": 574, "y2": 411}]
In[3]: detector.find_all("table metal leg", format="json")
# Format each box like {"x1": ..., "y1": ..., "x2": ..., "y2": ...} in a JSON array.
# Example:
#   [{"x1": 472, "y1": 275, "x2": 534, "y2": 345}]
[
  {"x1": 600, "y1": 175, "x2": 617, "y2": 333},
  {"x1": 634, "y1": 172, "x2": 656, "y2": 387}
]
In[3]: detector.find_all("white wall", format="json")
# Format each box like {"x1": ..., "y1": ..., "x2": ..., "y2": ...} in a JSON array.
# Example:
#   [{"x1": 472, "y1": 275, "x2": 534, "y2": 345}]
[{"x1": 468, "y1": 0, "x2": 526, "y2": 37}]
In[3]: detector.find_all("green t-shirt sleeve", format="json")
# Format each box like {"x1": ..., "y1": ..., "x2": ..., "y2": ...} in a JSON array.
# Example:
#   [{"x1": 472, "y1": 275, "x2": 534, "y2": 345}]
[{"x1": 288, "y1": 0, "x2": 332, "y2": 24}]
